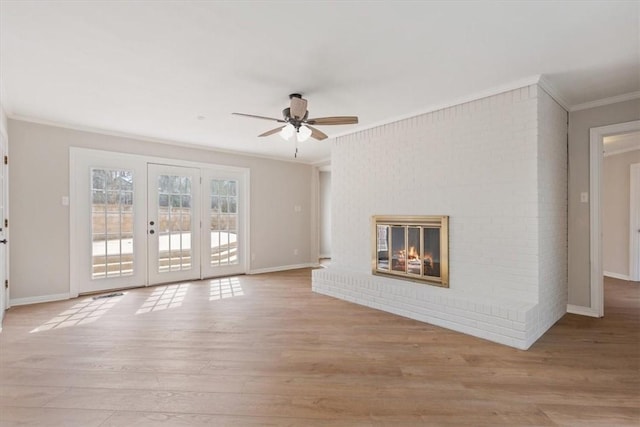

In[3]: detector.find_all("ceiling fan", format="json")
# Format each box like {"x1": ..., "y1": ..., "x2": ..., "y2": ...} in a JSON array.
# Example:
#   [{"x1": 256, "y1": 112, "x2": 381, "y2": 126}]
[{"x1": 233, "y1": 93, "x2": 358, "y2": 157}]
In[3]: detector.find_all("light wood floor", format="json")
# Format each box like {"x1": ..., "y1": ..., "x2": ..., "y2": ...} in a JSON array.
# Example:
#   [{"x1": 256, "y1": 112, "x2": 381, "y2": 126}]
[{"x1": 0, "y1": 271, "x2": 638, "y2": 426}]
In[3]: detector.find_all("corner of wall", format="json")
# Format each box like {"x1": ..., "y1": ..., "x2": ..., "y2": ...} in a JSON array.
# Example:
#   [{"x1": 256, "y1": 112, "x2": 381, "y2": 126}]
[{"x1": 535, "y1": 85, "x2": 569, "y2": 338}]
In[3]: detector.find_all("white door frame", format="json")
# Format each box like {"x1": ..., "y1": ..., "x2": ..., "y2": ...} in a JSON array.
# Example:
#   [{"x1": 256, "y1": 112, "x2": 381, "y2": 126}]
[
  {"x1": 0, "y1": 131, "x2": 7, "y2": 322},
  {"x1": 589, "y1": 120, "x2": 640, "y2": 317},
  {"x1": 311, "y1": 163, "x2": 331, "y2": 266},
  {"x1": 629, "y1": 163, "x2": 640, "y2": 281}
]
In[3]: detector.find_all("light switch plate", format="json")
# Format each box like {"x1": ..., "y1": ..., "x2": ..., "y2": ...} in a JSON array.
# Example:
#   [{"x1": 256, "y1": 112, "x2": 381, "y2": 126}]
[{"x1": 580, "y1": 192, "x2": 589, "y2": 203}]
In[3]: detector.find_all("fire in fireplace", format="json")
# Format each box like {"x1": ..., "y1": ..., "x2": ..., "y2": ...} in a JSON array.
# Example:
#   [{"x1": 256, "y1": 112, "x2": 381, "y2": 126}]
[{"x1": 372, "y1": 215, "x2": 449, "y2": 287}]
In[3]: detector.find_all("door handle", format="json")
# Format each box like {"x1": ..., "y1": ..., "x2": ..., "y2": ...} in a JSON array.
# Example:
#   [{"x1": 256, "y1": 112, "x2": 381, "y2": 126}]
[
  {"x1": 0, "y1": 239, "x2": 7, "y2": 244},
  {"x1": 149, "y1": 230, "x2": 155, "y2": 235}
]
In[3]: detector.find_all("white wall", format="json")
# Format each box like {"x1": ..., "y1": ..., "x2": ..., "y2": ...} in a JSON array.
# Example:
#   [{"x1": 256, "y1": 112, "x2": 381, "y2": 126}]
[
  {"x1": 319, "y1": 171, "x2": 331, "y2": 258},
  {"x1": 603, "y1": 150, "x2": 640, "y2": 278},
  {"x1": 8, "y1": 119, "x2": 314, "y2": 302},
  {"x1": 314, "y1": 85, "x2": 568, "y2": 349},
  {"x1": 568, "y1": 99, "x2": 640, "y2": 307}
]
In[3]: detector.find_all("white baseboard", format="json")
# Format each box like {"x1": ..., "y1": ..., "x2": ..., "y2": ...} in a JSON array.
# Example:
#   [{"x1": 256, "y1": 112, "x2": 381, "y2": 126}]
[
  {"x1": 10, "y1": 293, "x2": 70, "y2": 307},
  {"x1": 603, "y1": 271, "x2": 630, "y2": 281},
  {"x1": 248, "y1": 263, "x2": 316, "y2": 275},
  {"x1": 566, "y1": 304, "x2": 600, "y2": 317}
]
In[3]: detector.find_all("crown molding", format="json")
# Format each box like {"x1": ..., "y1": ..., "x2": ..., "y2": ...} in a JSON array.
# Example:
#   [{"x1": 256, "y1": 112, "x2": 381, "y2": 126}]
[
  {"x1": 537, "y1": 75, "x2": 571, "y2": 111},
  {"x1": 570, "y1": 91, "x2": 640, "y2": 112},
  {"x1": 7, "y1": 114, "x2": 320, "y2": 165}
]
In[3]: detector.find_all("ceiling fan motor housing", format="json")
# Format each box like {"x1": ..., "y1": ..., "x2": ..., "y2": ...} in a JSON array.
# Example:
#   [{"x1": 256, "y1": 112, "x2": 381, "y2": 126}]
[{"x1": 289, "y1": 94, "x2": 308, "y2": 121}]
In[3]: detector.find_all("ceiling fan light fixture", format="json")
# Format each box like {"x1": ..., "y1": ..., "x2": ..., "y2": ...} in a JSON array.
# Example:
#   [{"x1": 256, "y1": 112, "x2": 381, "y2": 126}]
[
  {"x1": 280, "y1": 123, "x2": 295, "y2": 140},
  {"x1": 298, "y1": 125, "x2": 312, "y2": 142}
]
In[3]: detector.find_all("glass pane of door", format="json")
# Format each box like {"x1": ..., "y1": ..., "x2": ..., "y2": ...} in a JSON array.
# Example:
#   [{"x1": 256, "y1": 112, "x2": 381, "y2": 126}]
[
  {"x1": 90, "y1": 168, "x2": 134, "y2": 279},
  {"x1": 391, "y1": 226, "x2": 406, "y2": 273},
  {"x1": 148, "y1": 164, "x2": 201, "y2": 285},
  {"x1": 423, "y1": 227, "x2": 441, "y2": 278},
  {"x1": 210, "y1": 179, "x2": 238, "y2": 267},
  {"x1": 376, "y1": 225, "x2": 389, "y2": 271},
  {"x1": 407, "y1": 227, "x2": 421, "y2": 276},
  {"x1": 157, "y1": 175, "x2": 192, "y2": 273},
  {"x1": 201, "y1": 170, "x2": 245, "y2": 278}
]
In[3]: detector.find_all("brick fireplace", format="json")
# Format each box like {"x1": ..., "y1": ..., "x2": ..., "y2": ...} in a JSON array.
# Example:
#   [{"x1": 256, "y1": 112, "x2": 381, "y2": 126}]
[{"x1": 312, "y1": 83, "x2": 568, "y2": 350}]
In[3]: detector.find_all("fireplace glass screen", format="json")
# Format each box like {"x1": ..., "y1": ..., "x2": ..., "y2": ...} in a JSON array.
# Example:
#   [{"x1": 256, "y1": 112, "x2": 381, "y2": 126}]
[{"x1": 373, "y1": 216, "x2": 448, "y2": 287}]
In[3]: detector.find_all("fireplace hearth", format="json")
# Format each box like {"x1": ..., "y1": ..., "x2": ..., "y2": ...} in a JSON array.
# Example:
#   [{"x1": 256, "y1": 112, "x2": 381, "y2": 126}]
[{"x1": 372, "y1": 215, "x2": 449, "y2": 287}]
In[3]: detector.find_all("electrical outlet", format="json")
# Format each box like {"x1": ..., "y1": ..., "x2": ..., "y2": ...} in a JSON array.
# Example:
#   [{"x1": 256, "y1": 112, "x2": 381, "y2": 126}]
[
  {"x1": 294, "y1": 249, "x2": 298, "y2": 255},
  {"x1": 251, "y1": 253, "x2": 256, "y2": 261}
]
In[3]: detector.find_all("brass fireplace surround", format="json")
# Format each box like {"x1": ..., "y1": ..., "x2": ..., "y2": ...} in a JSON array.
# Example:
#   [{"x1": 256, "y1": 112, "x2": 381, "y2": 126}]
[{"x1": 372, "y1": 215, "x2": 449, "y2": 287}]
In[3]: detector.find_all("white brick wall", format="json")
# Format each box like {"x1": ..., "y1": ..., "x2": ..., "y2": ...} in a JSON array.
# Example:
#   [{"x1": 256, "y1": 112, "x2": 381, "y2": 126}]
[{"x1": 313, "y1": 84, "x2": 568, "y2": 350}]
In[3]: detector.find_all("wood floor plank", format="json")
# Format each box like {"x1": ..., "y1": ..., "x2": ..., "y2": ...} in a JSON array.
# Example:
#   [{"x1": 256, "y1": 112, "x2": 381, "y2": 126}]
[
  {"x1": 0, "y1": 384, "x2": 69, "y2": 408},
  {"x1": 0, "y1": 270, "x2": 638, "y2": 426},
  {"x1": 100, "y1": 411, "x2": 374, "y2": 427},
  {"x1": 0, "y1": 406, "x2": 113, "y2": 427},
  {"x1": 538, "y1": 404, "x2": 640, "y2": 427}
]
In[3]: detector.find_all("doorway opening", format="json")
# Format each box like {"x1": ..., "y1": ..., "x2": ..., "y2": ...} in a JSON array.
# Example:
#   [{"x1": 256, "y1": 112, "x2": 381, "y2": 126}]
[
  {"x1": 318, "y1": 167, "x2": 331, "y2": 267},
  {"x1": 590, "y1": 120, "x2": 640, "y2": 317}
]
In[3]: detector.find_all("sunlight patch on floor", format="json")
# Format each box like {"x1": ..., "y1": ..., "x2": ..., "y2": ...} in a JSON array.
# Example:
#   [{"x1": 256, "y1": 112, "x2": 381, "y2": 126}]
[
  {"x1": 30, "y1": 294, "x2": 125, "y2": 333},
  {"x1": 136, "y1": 283, "x2": 189, "y2": 314},
  {"x1": 210, "y1": 277, "x2": 244, "y2": 301}
]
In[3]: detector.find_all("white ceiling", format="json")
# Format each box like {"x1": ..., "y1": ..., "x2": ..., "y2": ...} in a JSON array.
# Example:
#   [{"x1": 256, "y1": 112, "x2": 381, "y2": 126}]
[{"x1": 1, "y1": 1, "x2": 638, "y2": 163}]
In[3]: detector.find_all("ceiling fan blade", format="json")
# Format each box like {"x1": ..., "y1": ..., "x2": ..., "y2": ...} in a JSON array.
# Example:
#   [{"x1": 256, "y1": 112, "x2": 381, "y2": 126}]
[
  {"x1": 306, "y1": 116, "x2": 359, "y2": 125},
  {"x1": 258, "y1": 126, "x2": 285, "y2": 137},
  {"x1": 306, "y1": 125, "x2": 328, "y2": 140},
  {"x1": 290, "y1": 97, "x2": 308, "y2": 120},
  {"x1": 232, "y1": 112, "x2": 286, "y2": 123}
]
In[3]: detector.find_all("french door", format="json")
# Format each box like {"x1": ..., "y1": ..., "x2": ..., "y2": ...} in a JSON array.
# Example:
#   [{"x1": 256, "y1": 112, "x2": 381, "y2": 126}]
[
  {"x1": 201, "y1": 169, "x2": 245, "y2": 278},
  {"x1": 71, "y1": 149, "x2": 248, "y2": 295},
  {"x1": 147, "y1": 164, "x2": 201, "y2": 285}
]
